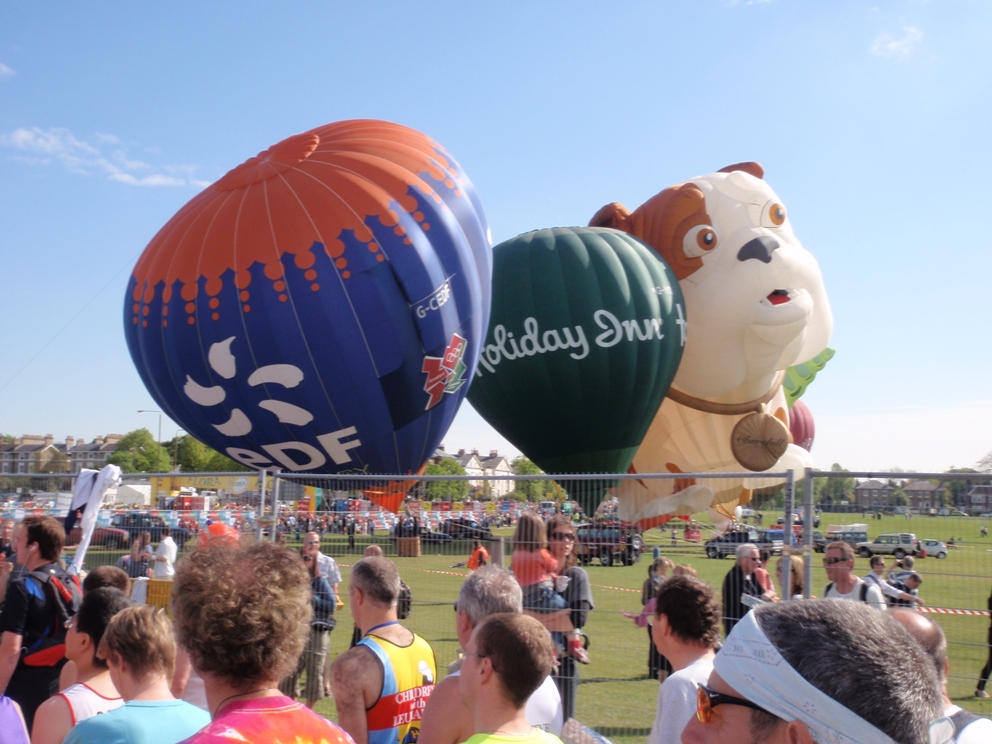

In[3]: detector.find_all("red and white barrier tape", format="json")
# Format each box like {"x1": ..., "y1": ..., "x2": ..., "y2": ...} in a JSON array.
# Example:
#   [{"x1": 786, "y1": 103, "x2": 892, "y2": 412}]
[{"x1": 920, "y1": 606, "x2": 991, "y2": 617}]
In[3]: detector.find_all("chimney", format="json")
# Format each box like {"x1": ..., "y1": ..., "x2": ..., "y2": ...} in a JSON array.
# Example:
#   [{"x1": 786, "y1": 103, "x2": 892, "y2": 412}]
[
  {"x1": 75, "y1": 438, "x2": 85, "y2": 446},
  {"x1": 471, "y1": 449, "x2": 479, "y2": 456},
  {"x1": 437, "y1": 444, "x2": 445, "y2": 452},
  {"x1": 457, "y1": 449, "x2": 466, "y2": 457},
  {"x1": 66, "y1": 436, "x2": 75, "y2": 449},
  {"x1": 489, "y1": 450, "x2": 498, "y2": 458},
  {"x1": 94, "y1": 436, "x2": 104, "y2": 445},
  {"x1": 45, "y1": 434, "x2": 54, "y2": 446}
]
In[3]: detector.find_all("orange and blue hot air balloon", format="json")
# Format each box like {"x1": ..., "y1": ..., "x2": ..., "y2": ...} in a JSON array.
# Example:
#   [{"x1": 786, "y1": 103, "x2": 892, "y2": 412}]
[{"x1": 125, "y1": 120, "x2": 491, "y2": 476}]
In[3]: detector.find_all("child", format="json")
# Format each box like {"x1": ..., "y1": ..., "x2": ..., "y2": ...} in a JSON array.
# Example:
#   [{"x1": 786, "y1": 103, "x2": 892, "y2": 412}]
[
  {"x1": 624, "y1": 557, "x2": 672, "y2": 680},
  {"x1": 511, "y1": 512, "x2": 589, "y2": 663}
]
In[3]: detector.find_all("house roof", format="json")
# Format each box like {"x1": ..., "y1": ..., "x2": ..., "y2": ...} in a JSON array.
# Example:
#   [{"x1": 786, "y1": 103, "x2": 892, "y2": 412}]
[
  {"x1": 855, "y1": 479, "x2": 891, "y2": 490},
  {"x1": 903, "y1": 480, "x2": 941, "y2": 492}
]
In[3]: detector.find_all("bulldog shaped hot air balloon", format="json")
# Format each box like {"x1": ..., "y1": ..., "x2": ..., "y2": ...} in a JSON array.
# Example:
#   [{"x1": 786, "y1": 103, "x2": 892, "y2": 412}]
[
  {"x1": 125, "y1": 120, "x2": 491, "y2": 477},
  {"x1": 466, "y1": 227, "x2": 685, "y2": 514},
  {"x1": 591, "y1": 163, "x2": 832, "y2": 526}
]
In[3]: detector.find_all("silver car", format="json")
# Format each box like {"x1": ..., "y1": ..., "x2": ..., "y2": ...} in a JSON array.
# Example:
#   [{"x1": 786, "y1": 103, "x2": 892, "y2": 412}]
[{"x1": 920, "y1": 539, "x2": 948, "y2": 559}]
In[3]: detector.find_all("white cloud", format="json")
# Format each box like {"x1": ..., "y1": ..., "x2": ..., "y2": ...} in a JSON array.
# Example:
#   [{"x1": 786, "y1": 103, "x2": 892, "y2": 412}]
[
  {"x1": 870, "y1": 26, "x2": 923, "y2": 58},
  {"x1": 0, "y1": 63, "x2": 14, "y2": 78},
  {"x1": 0, "y1": 126, "x2": 209, "y2": 188}
]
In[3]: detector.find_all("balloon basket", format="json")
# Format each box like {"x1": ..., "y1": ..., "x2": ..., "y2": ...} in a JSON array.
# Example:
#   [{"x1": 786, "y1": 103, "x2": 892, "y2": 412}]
[{"x1": 397, "y1": 536, "x2": 422, "y2": 558}]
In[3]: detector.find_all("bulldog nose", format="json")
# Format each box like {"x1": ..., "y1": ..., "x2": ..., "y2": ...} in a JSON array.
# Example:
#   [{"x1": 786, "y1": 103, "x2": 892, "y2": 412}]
[{"x1": 737, "y1": 236, "x2": 780, "y2": 263}]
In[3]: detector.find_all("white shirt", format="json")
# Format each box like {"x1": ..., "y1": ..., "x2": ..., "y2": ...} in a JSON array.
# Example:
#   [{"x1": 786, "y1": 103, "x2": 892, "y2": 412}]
[
  {"x1": 153, "y1": 535, "x2": 177, "y2": 579},
  {"x1": 316, "y1": 551, "x2": 341, "y2": 587},
  {"x1": 648, "y1": 656, "x2": 714, "y2": 744},
  {"x1": 946, "y1": 704, "x2": 992, "y2": 744},
  {"x1": 824, "y1": 577, "x2": 886, "y2": 610},
  {"x1": 864, "y1": 571, "x2": 904, "y2": 600},
  {"x1": 447, "y1": 669, "x2": 563, "y2": 735}
]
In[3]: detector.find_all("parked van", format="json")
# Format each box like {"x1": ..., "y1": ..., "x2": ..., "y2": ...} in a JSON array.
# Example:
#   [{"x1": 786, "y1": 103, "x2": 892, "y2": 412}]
[{"x1": 823, "y1": 523, "x2": 869, "y2": 548}]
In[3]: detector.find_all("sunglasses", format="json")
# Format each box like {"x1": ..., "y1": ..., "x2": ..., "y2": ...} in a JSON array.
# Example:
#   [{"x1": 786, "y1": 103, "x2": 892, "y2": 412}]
[
  {"x1": 822, "y1": 556, "x2": 849, "y2": 565},
  {"x1": 550, "y1": 532, "x2": 575, "y2": 541},
  {"x1": 696, "y1": 684, "x2": 772, "y2": 724}
]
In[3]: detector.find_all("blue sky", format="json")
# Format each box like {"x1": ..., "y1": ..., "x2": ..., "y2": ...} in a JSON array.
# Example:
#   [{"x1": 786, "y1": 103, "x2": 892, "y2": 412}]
[{"x1": 1, "y1": 1, "x2": 990, "y2": 473}]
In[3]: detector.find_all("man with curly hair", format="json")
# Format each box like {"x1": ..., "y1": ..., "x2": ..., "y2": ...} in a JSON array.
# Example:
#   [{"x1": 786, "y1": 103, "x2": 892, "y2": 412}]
[{"x1": 170, "y1": 540, "x2": 353, "y2": 744}]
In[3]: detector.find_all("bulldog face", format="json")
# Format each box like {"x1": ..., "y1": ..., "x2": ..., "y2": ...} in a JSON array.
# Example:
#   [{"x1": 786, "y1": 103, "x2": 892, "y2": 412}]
[
  {"x1": 671, "y1": 169, "x2": 832, "y2": 397},
  {"x1": 595, "y1": 165, "x2": 831, "y2": 399}
]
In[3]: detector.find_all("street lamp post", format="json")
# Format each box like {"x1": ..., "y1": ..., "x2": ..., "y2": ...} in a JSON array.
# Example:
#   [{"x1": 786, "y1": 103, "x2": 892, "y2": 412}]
[{"x1": 137, "y1": 409, "x2": 163, "y2": 458}]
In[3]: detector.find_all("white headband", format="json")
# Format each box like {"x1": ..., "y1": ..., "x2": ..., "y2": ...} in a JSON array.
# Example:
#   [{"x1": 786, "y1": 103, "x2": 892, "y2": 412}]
[{"x1": 714, "y1": 612, "x2": 898, "y2": 744}]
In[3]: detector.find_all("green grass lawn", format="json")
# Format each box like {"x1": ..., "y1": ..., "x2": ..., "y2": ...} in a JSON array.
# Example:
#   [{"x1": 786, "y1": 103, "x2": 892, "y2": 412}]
[{"x1": 77, "y1": 511, "x2": 992, "y2": 743}]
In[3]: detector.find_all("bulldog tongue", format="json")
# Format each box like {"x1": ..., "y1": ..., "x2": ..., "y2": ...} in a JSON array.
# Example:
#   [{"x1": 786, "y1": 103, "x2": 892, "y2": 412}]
[{"x1": 767, "y1": 290, "x2": 790, "y2": 305}]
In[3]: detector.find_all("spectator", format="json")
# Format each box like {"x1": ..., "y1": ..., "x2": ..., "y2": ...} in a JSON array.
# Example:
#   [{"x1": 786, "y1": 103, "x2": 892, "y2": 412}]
[
  {"x1": 511, "y1": 513, "x2": 586, "y2": 664},
  {"x1": 545, "y1": 514, "x2": 593, "y2": 722},
  {"x1": 641, "y1": 557, "x2": 673, "y2": 681},
  {"x1": 672, "y1": 564, "x2": 698, "y2": 579},
  {"x1": 305, "y1": 531, "x2": 342, "y2": 696},
  {"x1": 152, "y1": 527, "x2": 177, "y2": 580},
  {"x1": 975, "y1": 583, "x2": 992, "y2": 699},
  {"x1": 822, "y1": 541, "x2": 885, "y2": 609},
  {"x1": 82, "y1": 565, "x2": 130, "y2": 594},
  {"x1": 117, "y1": 538, "x2": 152, "y2": 579},
  {"x1": 647, "y1": 576, "x2": 720, "y2": 744},
  {"x1": 63, "y1": 605, "x2": 209, "y2": 744},
  {"x1": 171, "y1": 540, "x2": 352, "y2": 743},
  {"x1": 681, "y1": 600, "x2": 943, "y2": 744},
  {"x1": 457, "y1": 613, "x2": 561, "y2": 744},
  {"x1": 331, "y1": 557, "x2": 436, "y2": 744},
  {"x1": 467, "y1": 539, "x2": 489, "y2": 571},
  {"x1": 419, "y1": 567, "x2": 563, "y2": 744},
  {"x1": 279, "y1": 543, "x2": 337, "y2": 709},
  {"x1": 0, "y1": 516, "x2": 80, "y2": 731},
  {"x1": 864, "y1": 555, "x2": 923, "y2": 607},
  {"x1": 888, "y1": 572, "x2": 924, "y2": 609},
  {"x1": 720, "y1": 543, "x2": 766, "y2": 636},
  {"x1": 891, "y1": 608, "x2": 992, "y2": 743},
  {"x1": 31, "y1": 588, "x2": 131, "y2": 744},
  {"x1": 1, "y1": 518, "x2": 14, "y2": 557},
  {"x1": 1, "y1": 695, "x2": 30, "y2": 744},
  {"x1": 754, "y1": 550, "x2": 776, "y2": 600},
  {"x1": 775, "y1": 554, "x2": 804, "y2": 599}
]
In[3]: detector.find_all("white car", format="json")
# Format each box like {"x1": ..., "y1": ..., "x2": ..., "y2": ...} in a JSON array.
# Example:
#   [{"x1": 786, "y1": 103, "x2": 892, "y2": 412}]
[{"x1": 920, "y1": 539, "x2": 948, "y2": 559}]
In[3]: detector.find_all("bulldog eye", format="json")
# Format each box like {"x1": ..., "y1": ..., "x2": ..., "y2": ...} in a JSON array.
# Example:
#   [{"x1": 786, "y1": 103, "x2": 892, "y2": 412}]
[
  {"x1": 762, "y1": 201, "x2": 787, "y2": 227},
  {"x1": 683, "y1": 225, "x2": 718, "y2": 258}
]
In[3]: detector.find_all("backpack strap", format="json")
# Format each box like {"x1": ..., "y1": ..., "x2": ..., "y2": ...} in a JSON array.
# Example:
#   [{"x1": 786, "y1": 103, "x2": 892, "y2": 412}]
[
  {"x1": 950, "y1": 707, "x2": 983, "y2": 736},
  {"x1": 860, "y1": 583, "x2": 869, "y2": 602}
]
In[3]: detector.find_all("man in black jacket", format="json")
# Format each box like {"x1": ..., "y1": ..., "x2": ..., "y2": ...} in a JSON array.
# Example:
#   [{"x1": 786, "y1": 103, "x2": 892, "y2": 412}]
[{"x1": 721, "y1": 542, "x2": 765, "y2": 636}]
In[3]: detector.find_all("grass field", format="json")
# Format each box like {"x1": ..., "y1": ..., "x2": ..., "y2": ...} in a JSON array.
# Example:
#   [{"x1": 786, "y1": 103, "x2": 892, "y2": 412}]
[{"x1": 77, "y1": 510, "x2": 992, "y2": 742}]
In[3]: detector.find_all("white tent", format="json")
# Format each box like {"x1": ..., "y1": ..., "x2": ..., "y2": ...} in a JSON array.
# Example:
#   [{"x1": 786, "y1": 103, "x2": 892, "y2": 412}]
[{"x1": 116, "y1": 484, "x2": 151, "y2": 506}]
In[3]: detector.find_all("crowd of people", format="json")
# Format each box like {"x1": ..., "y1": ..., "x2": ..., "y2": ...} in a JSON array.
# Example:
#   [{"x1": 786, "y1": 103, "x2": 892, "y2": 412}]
[{"x1": 2, "y1": 511, "x2": 992, "y2": 744}]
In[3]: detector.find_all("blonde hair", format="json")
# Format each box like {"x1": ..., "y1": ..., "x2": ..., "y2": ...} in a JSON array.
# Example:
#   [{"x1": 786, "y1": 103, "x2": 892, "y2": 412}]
[
  {"x1": 672, "y1": 564, "x2": 698, "y2": 578},
  {"x1": 512, "y1": 512, "x2": 547, "y2": 552},
  {"x1": 98, "y1": 605, "x2": 176, "y2": 681}
]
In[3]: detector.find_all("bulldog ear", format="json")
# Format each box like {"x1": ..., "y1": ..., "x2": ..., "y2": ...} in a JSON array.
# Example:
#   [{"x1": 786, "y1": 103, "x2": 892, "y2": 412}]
[
  {"x1": 718, "y1": 162, "x2": 764, "y2": 179},
  {"x1": 589, "y1": 202, "x2": 632, "y2": 229}
]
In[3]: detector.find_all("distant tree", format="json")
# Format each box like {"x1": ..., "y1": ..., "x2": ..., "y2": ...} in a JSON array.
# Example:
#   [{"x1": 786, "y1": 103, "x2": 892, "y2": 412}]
[
  {"x1": 511, "y1": 456, "x2": 546, "y2": 501},
  {"x1": 424, "y1": 458, "x2": 469, "y2": 502},
  {"x1": 0, "y1": 434, "x2": 14, "y2": 445},
  {"x1": 978, "y1": 451, "x2": 992, "y2": 474},
  {"x1": 107, "y1": 428, "x2": 171, "y2": 473},
  {"x1": 204, "y1": 449, "x2": 249, "y2": 472},
  {"x1": 815, "y1": 463, "x2": 854, "y2": 504},
  {"x1": 942, "y1": 467, "x2": 980, "y2": 507}
]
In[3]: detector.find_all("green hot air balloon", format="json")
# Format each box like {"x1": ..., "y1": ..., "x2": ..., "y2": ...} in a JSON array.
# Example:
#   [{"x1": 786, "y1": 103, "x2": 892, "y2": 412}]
[{"x1": 466, "y1": 227, "x2": 685, "y2": 514}]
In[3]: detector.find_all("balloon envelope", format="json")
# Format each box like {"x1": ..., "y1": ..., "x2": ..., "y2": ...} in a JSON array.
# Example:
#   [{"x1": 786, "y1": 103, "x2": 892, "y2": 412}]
[
  {"x1": 125, "y1": 120, "x2": 491, "y2": 476},
  {"x1": 467, "y1": 227, "x2": 685, "y2": 513},
  {"x1": 788, "y1": 399, "x2": 815, "y2": 452}
]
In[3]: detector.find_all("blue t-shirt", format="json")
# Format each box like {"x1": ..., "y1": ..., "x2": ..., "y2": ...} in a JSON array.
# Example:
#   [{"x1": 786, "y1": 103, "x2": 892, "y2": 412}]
[{"x1": 64, "y1": 699, "x2": 210, "y2": 744}]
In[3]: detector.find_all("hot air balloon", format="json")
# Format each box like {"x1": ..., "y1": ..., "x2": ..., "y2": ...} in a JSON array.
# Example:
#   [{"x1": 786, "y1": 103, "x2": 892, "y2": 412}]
[
  {"x1": 592, "y1": 163, "x2": 832, "y2": 526},
  {"x1": 125, "y1": 120, "x2": 491, "y2": 480},
  {"x1": 466, "y1": 227, "x2": 685, "y2": 514},
  {"x1": 788, "y1": 399, "x2": 815, "y2": 452}
]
